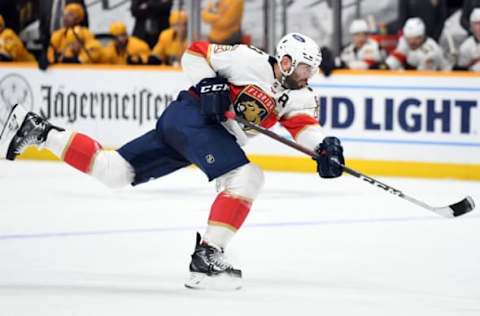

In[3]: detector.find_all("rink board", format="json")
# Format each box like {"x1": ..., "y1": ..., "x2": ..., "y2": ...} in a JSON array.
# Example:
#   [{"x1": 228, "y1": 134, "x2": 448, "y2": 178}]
[{"x1": 0, "y1": 64, "x2": 479, "y2": 180}]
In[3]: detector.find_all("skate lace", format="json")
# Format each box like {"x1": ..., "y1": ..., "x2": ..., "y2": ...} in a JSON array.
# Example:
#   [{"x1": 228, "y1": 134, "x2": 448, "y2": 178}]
[
  {"x1": 16, "y1": 117, "x2": 48, "y2": 153},
  {"x1": 208, "y1": 248, "x2": 233, "y2": 270}
]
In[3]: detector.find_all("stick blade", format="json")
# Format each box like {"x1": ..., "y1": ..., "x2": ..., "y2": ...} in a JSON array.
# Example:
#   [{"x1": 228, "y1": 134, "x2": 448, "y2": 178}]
[
  {"x1": 450, "y1": 196, "x2": 475, "y2": 217},
  {"x1": 434, "y1": 196, "x2": 476, "y2": 218}
]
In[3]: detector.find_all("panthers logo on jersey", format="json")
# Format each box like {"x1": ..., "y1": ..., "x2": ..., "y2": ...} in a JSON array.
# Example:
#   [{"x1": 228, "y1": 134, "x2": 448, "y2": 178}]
[
  {"x1": 233, "y1": 85, "x2": 276, "y2": 129},
  {"x1": 235, "y1": 100, "x2": 266, "y2": 125}
]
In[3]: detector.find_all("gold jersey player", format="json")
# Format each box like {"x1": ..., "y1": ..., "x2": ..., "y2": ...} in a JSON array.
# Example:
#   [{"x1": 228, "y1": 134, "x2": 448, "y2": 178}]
[{"x1": 0, "y1": 33, "x2": 345, "y2": 290}]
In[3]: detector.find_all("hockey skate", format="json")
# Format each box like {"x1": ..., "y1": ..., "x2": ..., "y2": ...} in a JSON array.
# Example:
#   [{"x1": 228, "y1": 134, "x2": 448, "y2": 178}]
[
  {"x1": 0, "y1": 104, "x2": 63, "y2": 160},
  {"x1": 184, "y1": 232, "x2": 242, "y2": 290}
]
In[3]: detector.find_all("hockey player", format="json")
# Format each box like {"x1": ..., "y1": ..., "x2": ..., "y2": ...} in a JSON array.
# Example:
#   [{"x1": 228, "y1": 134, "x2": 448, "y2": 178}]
[
  {"x1": 0, "y1": 33, "x2": 344, "y2": 290},
  {"x1": 386, "y1": 17, "x2": 450, "y2": 71},
  {"x1": 340, "y1": 19, "x2": 383, "y2": 70},
  {"x1": 457, "y1": 9, "x2": 480, "y2": 71}
]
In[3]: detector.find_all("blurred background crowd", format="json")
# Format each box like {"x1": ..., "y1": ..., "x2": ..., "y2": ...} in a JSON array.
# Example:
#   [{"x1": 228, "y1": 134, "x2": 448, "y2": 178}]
[{"x1": 0, "y1": 0, "x2": 479, "y2": 74}]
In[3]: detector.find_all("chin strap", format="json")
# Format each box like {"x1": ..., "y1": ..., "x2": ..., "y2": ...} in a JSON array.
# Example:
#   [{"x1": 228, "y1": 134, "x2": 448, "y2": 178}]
[
  {"x1": 278, "y1": 61, "x2": 296, "y2": 89},
  {"x1": 280, "y1": 75, "x2": 289, "y2": 89}
]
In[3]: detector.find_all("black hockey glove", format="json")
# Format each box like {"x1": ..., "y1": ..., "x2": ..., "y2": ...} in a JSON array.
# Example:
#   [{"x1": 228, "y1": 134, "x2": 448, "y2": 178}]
[
  {"x1": 315, "y1": 136, "x2": 345, "y2": 178},
  {"x1": 197, "y1": 76, "x2": 231, "y2": 123}
]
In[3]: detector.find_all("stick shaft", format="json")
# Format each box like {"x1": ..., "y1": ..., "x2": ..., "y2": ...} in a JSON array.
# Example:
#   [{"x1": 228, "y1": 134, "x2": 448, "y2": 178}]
[{"x1": 232, "y1": 115, "x2": 427, "y2": 207}]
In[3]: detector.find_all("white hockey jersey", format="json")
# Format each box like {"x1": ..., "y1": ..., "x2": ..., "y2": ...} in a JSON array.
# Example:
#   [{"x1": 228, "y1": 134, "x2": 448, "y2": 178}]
[
  {"x1": 181, "y1": 42, "x2": 324, "y2": 150},
  {"x1": 386, "y1": 36, "x2": 450, "y2": 71},
  {"x1": 340, "y1": 38, "x2": 383, "y2": 69},
  {"x1": 457, "y1": 36, "x2": 480, "y2": 71}
]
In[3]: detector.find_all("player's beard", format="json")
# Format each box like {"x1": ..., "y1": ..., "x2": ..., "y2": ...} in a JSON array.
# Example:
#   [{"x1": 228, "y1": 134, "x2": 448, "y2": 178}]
[{"x1": 283, "y1": 73, "x2": 304, "y2": 90}]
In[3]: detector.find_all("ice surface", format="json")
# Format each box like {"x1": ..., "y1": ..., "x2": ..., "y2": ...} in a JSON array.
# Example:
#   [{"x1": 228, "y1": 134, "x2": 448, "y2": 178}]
[{"x1": 0, "y1": 160, "x2": 479, "y2": 316}]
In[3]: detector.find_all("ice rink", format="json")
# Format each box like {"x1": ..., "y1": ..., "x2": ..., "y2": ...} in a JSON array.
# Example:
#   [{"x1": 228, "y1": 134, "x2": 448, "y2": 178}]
[{"x1": 0, "y1": 160, "x2": 479, "y2": 316}]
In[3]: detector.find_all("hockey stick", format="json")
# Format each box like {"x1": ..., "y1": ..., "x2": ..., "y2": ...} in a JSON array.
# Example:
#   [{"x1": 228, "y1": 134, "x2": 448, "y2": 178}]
[
  {"x1": 445, "y1": 31, "x2": 459, "y2": 67},
  {"x1": 224, "y1": 112, "x2": 475, "y2": 218}
]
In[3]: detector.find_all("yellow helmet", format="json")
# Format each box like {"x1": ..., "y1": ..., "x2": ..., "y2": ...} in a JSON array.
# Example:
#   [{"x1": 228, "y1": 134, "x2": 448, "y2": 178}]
[
  {"x1": 64, "y1": 3, "x2": 85, "y2": 23},
  {"x1": 109, "y1": 21, "x2": 127, "y2": 36}
]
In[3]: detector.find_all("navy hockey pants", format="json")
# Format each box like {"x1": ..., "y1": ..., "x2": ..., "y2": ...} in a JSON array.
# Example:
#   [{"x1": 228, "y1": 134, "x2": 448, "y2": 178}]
[{"x1": 117, "y1": 90, "x2": 249, "y2": 185}]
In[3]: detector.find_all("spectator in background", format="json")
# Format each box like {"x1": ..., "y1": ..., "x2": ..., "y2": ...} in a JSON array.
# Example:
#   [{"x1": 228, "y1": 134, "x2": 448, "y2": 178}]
[
  {"x1": 39, "y1": 0, "x2": 89, "y2": 51},
  {"x1": 202, "y1": 0, "x2": 244, "y2": 45},
  {"x1": 0, "y1": 14, "x2": 35, "y2": 62},
  {"x1": 340, "y1": 19, "x2": 383, "y2": 70},
  {"x1": 47, "y1": 3, "x2": 102, "y2": 64},
  {"x1": 102, "y1": 21, "x2": 150, "y2": 65},
  {"x1": 386, "y1": 18, "x2": 450, "y2": 71},
  {"x1": 130, "y1": 0, "x2": 173, "y2": 48},
  {"x1": 319, "y1": 46, "x2": 336, "y2": 76},
  {"x1": 457, "y1": 8, "x2": 480, "y2": 71},
  {"x1": 460, "y1": 0, "x2": 480, "y2": 34},
  {"x1": 149, "y1": 10, "x2": 187, "y2": 66},
  {"x1": 398, "y1": 0, "x2": 447, "y2": 41}
]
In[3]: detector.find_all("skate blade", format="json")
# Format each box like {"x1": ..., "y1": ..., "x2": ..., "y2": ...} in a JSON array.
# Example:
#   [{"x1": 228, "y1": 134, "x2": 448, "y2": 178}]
[
  {"x1": 0, "y1": 104, "x2": 27, "y2": 159},
  {"x1": 184, "y1": 272, "x2": 242, "y2": 291}
]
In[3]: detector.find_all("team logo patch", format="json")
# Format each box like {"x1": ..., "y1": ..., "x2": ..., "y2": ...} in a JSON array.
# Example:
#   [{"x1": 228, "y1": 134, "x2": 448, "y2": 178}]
[
  {"x1": 235, "y1": 100, "x2": 266, "y2": 125},
  {"x1": 205, "y1": 154, "x2": 215, "y2": 164},
  {"x1": 234, "y1": 85, "x2": 275, "y2": 127},
  {"x1": 292, "y1": 34, "x2": 306, "y2": 42}
]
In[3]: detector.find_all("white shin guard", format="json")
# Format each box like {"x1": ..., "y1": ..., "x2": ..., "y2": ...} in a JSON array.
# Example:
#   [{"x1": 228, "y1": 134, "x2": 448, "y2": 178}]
[
  {"x1": 215, "y1": 163, "x2": 265, "y2": 201},
  {"x1": 90, "y1": 150, "x2": 135, "y2": 189},
  {"x1": 46, "y1": 130, "x2": 134, "y2": 189}
]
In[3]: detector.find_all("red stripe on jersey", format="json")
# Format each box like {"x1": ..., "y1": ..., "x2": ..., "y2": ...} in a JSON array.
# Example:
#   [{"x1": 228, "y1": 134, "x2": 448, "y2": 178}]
[
  {"x1": 63, "y1": 133, "x2": 102, "y2": 173},
  {"x1": 260, "y1": 113, "x2": 278, "y2": 129},
  {"x1": 208, "y1": 192, "x2": 252, "y2": 231},
  {"x1": 280, "y1": 115, "x2": 319, "y2": 139},
  {"x1": 186, "y1": 41, "x2": 210, "y2": 58},
  {"x1": 390, "y1": 51, "x2": 407, "y2": 65},
  {"x1": 229, "y1": 85, "x2": 244, "y2": 103},
  {"x1": 364, "y1": 58, "x2": 377, "y2": 66}
]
